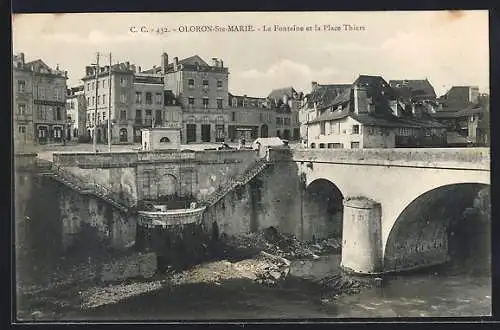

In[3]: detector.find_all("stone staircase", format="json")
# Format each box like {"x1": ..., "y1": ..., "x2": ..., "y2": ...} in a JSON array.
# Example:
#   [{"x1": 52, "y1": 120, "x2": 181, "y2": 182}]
[
  {"x1": 35, "y1": 159, "x2": 131, "y2": 213},
  {"x1": 204, "y1": 157, "x2": 269, "y2": 207}
]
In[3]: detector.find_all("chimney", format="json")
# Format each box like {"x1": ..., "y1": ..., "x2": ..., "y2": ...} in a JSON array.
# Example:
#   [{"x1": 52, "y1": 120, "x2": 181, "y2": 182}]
[
  {"x1": 161, "y1": 52, "x2": 168, "y2": 73},
  {"x1": 20, "y1": 53, "x2": 25, "y2": 64},
  {"x1": 311, "y1": 81, "x2": 318, "y2": 91},
  {"x1": 353, "y1": 85, "x2": 359, "y2": 113},
  {"x1": 212, "y1": 57, "x2": 219, "y2": 67},
  {"x1": 174, "y1": 57, "x2": 179, "y2": 66},
  {"x1": 220, "y1": 60, "x2": 224, "y2": 68},
  {"x1": 126, "y1": 61, "x2": 130, "y2": 69},
  {"x1": 131, "y1": 64, "x2": 136, "y2": 73},
  {"x1": 138, "y1": 66, "x2": 142, "y2": 73}
]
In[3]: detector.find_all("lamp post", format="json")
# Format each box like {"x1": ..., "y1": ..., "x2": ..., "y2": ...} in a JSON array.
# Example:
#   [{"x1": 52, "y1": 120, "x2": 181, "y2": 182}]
[{"x1": 91, "y1": 52, "x2": 100, "y2": 153}]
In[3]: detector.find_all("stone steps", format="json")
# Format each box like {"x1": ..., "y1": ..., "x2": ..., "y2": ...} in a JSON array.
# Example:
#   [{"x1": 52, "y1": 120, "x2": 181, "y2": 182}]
[{"x1": 205, "y1": 158, "x2": 269, "y2": 206}]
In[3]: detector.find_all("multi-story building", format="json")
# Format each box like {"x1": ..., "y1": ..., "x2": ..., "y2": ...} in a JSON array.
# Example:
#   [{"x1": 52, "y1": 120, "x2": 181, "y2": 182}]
[
  {"x1": 82, "y1": 60, "x2": 183, "y2": 144},
  {"x1": 227, "y1": 93, "x2": 275, "y2": 142},
  {"x1": 144, "y1": 53, "x2": 229, "y2": 144},
  {"x1": 13, "y1": 53, "x2": 68, "y2": 147},
  {"x1": 304, "y1": 75, "x2": 447, "y2": 149},
  {"x1": 438, "y1": 86, "x2": 480, "y2": 110},
  {"x1": 431, "y1": 89, "x2": 489, "y2": 147},
  {"x1": 82, "y1": 61, "x2": 135, "y2": 144},
  {"x1": 389, "y1": 79, "x2": 440, "y2": 115},
  {"x1": 66, "y1": 85, "x2": 86, "y2": 142},
  {"x1": 300, "y1": 82, "x2": 352, "y2": 141},
  {"x1": 267, "y1": 87, "x2": 302, "y2": 141}
]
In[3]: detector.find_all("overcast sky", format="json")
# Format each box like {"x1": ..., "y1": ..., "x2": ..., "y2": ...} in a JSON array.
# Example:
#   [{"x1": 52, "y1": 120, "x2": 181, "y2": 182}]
[{"x1": 12, "y1": 11, "x2": 489, "y2": 98}]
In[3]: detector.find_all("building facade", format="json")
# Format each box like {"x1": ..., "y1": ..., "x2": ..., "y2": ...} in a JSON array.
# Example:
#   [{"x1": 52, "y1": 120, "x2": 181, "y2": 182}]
[
  {"x1": 304, "y1": 75, "x2": 447, "y2": 149},
  {"x1": 66, "y1": 85, "x2": 86, "y2": 141},
  {"x1": 143, "y1": 54, "x2": 229, "y2": 144},
  {"x1": 268, "y1": 87, "x2": 302, "y2": 141},
  {"x1": 227, "y1": 93, "x2": 275, "y2": 142},
  {"x1": 13, "y1": 53, "x2": 68, "y2": 147}
]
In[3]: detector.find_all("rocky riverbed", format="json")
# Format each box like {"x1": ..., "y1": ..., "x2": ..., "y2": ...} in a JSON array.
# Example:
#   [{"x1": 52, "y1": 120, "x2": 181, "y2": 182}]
[{"x1": 17, "y1": 228, "x2": 370, "y2": 321}]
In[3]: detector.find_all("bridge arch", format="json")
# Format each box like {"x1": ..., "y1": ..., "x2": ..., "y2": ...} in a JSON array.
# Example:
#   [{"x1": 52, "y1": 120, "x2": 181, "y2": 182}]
[
  {"x1": 383, "y1": 182, "x2": 490, "y2": 273},
  {"x1": 302, "y1": 178, "x2": 344, "y2": 241}
]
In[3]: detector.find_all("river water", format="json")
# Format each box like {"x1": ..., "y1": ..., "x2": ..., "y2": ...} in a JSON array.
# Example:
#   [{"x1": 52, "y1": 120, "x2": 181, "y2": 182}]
[{"x1": 51, "y1": 253, "x2": 490, "y2": 321}]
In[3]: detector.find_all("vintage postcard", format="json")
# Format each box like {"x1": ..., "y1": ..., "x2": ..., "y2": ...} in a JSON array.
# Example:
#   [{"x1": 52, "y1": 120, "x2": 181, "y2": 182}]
[{"x1": 12, "y1": 11, "x2": 490, "y2": 322}]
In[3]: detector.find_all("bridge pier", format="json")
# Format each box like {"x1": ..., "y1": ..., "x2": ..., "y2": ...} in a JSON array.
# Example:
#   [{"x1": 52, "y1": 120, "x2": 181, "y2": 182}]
[{"x1": 340, "y1": 197, "x2": 383, "y2": 275}]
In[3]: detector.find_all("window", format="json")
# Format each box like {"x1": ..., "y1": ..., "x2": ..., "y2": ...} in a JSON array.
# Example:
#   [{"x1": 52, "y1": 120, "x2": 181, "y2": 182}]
[
  {"x1": 87, "y1": 97, "x2": 90, "y2": 105},
  {"x1": 160, "y1": 137, "x2": 170, "y2": 143},
  {"x1": 87, "y1": 83, "x2": 91, "y2": 91},
  {"x1": 145, "y1": 109, "x2": 152, "y2": 117},
  {"x1": 92, "y1": 96, "x2": 95, "y2": 105},
  {"x1": 102, "y1": 79, "x2": 106, "y2": 88},
  {"x1": 310, "y1": 143, "x2": 316, "y2": 148},
  {"x1": 231, "y1": 98, "x2": 238, "y2": 107},
  {"x1": 120, "y1": 110, "x2": 127, "y2": 120},
  {"x1": 188, "y1": 79, "x2": 195, "y2": 88},
  {"x1": 217, "y1": 80, "x2": 223, "y2": 88},
  {"x1": 119, "y1": 128, "x2": 128, "y2": 142},
  {"x1": 276, "y1": 117, "x2": 283, "y2": 125},
  {"x1": 92, "y1": 81, "x2": 95, "y2": 90},
  {"x1": 319, "y1": 143, "x2": 325, "y2": 149},
  {"x1": 259, "y1": 113, "x2": 263, "y2": 122},
  {"x1": 135, "y1": 109, "x2": 142, "y2": 122},
  {"x1": 18, "y1": 104, "x2": 26, "y2": 115},
  {"x1": 120, "y1": 93, "x2": 126, "y2": 103},
  {"x1": 18, "y1": 126, "x2": 26, "y2": 133},
  {"x1": 188, "y1": 97, "x2": 195, "y2": 106},
  {"x1": 18, "y1": 80, "x2": 26, "y2": 92},
  {"x1": 155, "y1": 93, "x2": 162, "y2": 105},
  {"x1": 155, "y1": 109, "x2": 162, "y2": 124},
  {"x1": 145, "y1": 92, "x2": 152, "y2": 105},
  {"x1": 351, "y1": 142, "x2": 360, "y2": 149},
  {"x1": 87, "y1": 113, "x2": 91, "y2": 122},
  {"x1": 103, "y1": 94, "x2": 107, "y2": 104},
  {"x1": 203, "y1": 97, "x2": 209, "y2": 108},
  {"x1": 320, "y1": 122, "x2": 326, "y2": 135},
  {"x1": 217, "y1": 99, "x2": 223, "y2": 109},
  {"x1": 232, "y1": 111, "x2": 236, "y2": 121},
  {"x1": 284, "y1": 118, "x2": 291, "y2": 126},
  {"x1": 120, "y1": 77, "x2": 128, "y2": 87},
  {"x1": 352, "y1": 125, "x2": 360, "y2": 134},
  {"x1": 203, "y1": 79, "x2": 209, "y2": 88},
  {"x1": 55, "y1": 88, "x2": 61, "y2": 100},
  {"x1": 135, "y1": 92, "x2": 142, "y2": 104},
  {"x1": 98, "y1": 95, "x2": 101, "y2": 105},
  {"x1": 103, "y1": 111, "x2": 106, "y2": 121}
]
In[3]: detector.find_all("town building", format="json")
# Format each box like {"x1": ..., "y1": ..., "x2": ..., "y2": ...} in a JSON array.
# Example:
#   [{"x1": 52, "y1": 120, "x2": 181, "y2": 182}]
[
  {"x1": 227, "y1": 93, "x2": 275, "y2": 142},
  {"x1": 66, "y1": 85, "x2": 86, "y2": 142},
  {"x1": 81, "y1": 60, "x2": 182, "y2": 144},
  {"x1": 144, "y1": 54, "x2": 229, "y2": 144},
  {"x1": 389, "y1": 79, "x2": 440, "y2": 115},
  {"x1": 267, "y1": 87, "x2": 302, "y2": 140},
  {"x1": 303, "y1": 75, "x2": 447, "y2": 149},
  {"x1": 13, "y1": 53, "x2": 68, "y2": 147},
  {"x1": 431, "y1": 87, "x2": 489, "y2": 146}
]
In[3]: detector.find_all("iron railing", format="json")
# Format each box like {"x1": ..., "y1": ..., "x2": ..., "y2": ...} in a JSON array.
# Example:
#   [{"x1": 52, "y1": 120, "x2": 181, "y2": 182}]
[{"x1": 204, "y1": 157, "x2": 269, "y2": 207}]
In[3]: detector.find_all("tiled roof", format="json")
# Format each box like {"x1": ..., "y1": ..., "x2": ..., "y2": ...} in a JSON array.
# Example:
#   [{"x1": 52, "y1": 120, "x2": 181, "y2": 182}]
[
  {"x1": 178, "y1": 55, "x2": 209, "y2": 66},
  {"x1": 389, "y1": 79, "x2": 437, "y2": 99},
  {"x1": 310, "y1": 110, "x2": 446, "y2": 129},
  {"x1": 308, "y1": 84, "x2": 351, "y2": 109},
  {"x1": 268, "y1": 86, "x2": 298, "y2": 101},
  {"x1": 431, "y1": 106, "x2": 486, "y2": 119}
]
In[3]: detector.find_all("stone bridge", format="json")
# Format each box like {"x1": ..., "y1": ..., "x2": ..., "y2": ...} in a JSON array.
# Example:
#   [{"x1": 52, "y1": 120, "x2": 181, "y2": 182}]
[
  {"x1": 265, "y1": 147, "x2": 490, "y2": 274},
  {"x1": 15, "y1": 147, "x2": 490, "y2": 275}
]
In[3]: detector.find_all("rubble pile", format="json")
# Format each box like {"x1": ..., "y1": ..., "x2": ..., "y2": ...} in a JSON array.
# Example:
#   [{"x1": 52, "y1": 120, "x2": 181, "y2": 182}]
[
  {"x1": 80, "y1": 280, "x2": 165, "y2": 309},
  {"x1": 218, "y1": 227, "x2": 342, "y2": 261},
  {"x1": 316, "y1": 273, "x2": 373, "y2": 299},
  {"x1": 169, "y1": 251, "x2": 291, "y2": 287}
]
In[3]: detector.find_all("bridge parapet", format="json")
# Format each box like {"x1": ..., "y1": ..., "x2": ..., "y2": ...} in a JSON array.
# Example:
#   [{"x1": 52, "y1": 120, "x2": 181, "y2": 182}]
[
  {"x1": 15, "y1": 153, "x2": 38, "y2": 171},
  {"x1": 269, "y1": 148, "x2": 490, "y2": 171},
  {"x1": 53, "y1": 152, "x2": 138, "y2": 168},
  {"x1": 138, "y1": 207, "x2": 206, "y2": 227}
]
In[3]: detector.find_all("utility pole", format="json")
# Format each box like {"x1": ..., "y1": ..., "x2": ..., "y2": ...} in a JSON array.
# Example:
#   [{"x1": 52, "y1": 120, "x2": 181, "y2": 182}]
[
  {"x1": 108, "y1": 53, "x2": 112, "y2": 152},
  {"x1": 93, "y1": 52, "x2": 100, "y2": 153}
]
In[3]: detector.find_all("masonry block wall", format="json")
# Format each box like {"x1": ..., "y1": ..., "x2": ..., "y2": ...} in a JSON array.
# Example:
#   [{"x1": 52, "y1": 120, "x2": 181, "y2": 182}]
[{"x1": 59, "y1": 185, "x2": 137, "y2": 251}]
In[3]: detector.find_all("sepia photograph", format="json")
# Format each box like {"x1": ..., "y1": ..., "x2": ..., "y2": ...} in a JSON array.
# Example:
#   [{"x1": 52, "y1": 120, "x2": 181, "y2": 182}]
[{"x1": 12, "y1": 10, "x2": 491, "y2": 321}]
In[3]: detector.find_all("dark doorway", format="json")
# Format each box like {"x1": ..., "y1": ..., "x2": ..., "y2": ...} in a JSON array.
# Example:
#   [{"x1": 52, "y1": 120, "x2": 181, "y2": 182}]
[
  {"x1": 260, "y1": 124, "x2": 269, "y2": 138},
  {"x1": 201, "y1": 124, "x2": 211, "y2": 142},
  {"x1": 283, "y1": 129, "x2": 290, "y2": 140},
  {"x1": 186, "y1": 124, "x2": 196, "y2": 143}
]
